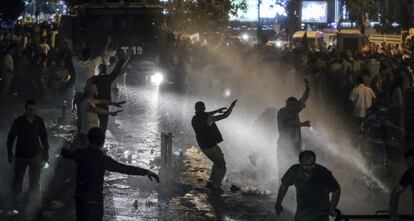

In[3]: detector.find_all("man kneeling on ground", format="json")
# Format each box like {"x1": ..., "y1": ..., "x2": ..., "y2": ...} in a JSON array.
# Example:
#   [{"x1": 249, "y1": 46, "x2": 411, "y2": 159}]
[{"x1": 62, "y1": 127, "x2": 159, "y2": 221}]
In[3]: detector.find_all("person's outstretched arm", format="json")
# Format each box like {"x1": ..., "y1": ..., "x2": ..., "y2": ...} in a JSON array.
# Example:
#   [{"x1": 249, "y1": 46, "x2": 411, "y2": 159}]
[
  {"x1": 329, "y1": 188, "x2": 341, "y2": 216},
  {"x1": 108, "y1": 48, "x2": 132, "y2": 82},
  {"x1": 299, "y1": 79, "x2": 310, "y2": 104},
  {"x1": 98, "y1": 35, "x2": 112, "y2": 59},
  {"x1": 103, "y1": 156, "x2": 159, "y2": 183},
  {"x1": 108, "y1": 59, "x2": 125, "y2": 82},
  {"x1": 275, "y1": 183, "x2": 289, "y2": 216},
  {"x1": 6, "y1": 120, "x2": 17, "y2": 163},
  {"x1": 39, "y1": 118, "x2": 50, "y2": 162},
  {"x1": 207, "y1": 107, "x2": 227, "y2": 116},
  {"x1": 211, "y1": 100, "x2": 237, "y2": 122}
]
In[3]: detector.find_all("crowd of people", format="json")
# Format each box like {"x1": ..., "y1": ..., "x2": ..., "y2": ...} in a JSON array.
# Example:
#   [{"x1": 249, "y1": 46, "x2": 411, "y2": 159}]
[
  {"x1": 1, "y1": 24, "x2": 161, "y2": 220},
  {"x1": 1, "y1": 22, "x2": 414, "y2": 221},
  {"x1": 0, "y1": 22, "x2": 71, "y2": 101}
]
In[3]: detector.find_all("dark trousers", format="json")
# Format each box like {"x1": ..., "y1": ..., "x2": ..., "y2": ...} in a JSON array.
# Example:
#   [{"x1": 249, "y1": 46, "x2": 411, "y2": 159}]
[
  {"x1": 201, "y1": 145, "x2": 226, "y2": 187},
  {"x1": 12, "y1": 155, "x2": 42, "y2": 198},
  {"x1": 75, "y1": 198, "x2": 103, "y2": 221},
  {"x1": 98, "y1": 105, "x2": 109, "y2": 133},
  {"x1": 74, "y1": 93, "x2": 83, "y2": 131}
]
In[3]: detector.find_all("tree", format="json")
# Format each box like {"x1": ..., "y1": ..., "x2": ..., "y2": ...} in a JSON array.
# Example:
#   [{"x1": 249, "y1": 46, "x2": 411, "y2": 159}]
[
  {"x1": 399, "y1": 0, "x2": 413, "y2": 30},
  {"x1": 340, "y1": 0, "x2": 378, "y2": 34},
  {"x1": 64, "y1": 0, "x2": 246, "y2": 32},
  {"x1": 0, "y1": 0, "x2": 25, "y2": 22},
  {"x1": 164, "y1": 0, "x2": 247, "y2": 32},
  {"x1": 275, "y1": 0, "x2": 300, "y2": 41}
]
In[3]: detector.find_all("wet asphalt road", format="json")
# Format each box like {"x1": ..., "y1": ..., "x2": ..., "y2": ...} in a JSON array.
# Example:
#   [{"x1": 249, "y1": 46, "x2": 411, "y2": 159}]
[{"x1": 0, "y1": 85, "x2": 412, "y2": 221}]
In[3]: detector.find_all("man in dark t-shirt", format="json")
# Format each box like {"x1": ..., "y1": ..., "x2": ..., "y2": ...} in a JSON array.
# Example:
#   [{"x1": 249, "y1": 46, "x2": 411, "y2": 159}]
[
  {"x1": 275, "y1": 150, "x2": 341, "y2": 221},
  {"x1": 62, "y1": 127, "x2": 159, "y2": 221},
  {"x1": 390, "y1": 148, "x2": 414, "y2": 221},
  {"x1": 191, "y1": 100, "x2": 237, "y2": 193},
  {"x1": 88, "y1": 52, "x2": 130, "y2": 132},
  {"x1": 7, "y1": 100, "x2": 50, "y2": 206}
]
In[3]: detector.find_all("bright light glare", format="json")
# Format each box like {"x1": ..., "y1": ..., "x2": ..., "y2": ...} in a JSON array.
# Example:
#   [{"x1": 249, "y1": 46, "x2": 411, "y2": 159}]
[
  {"x1": 242, "y1": 33, "x2": 249, "y2": 41},
  {"x1": 223, "y1": 88, "x2": 231, "y2": 97},
  {"x1": 276, "y1": 40, "x2": 282, "y2": 48},
  {"x1": 151, "y1": 72, "x2": 164, "y2": 86}
]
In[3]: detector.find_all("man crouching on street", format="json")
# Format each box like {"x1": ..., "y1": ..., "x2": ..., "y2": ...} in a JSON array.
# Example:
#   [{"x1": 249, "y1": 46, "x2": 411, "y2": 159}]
[
  {"x1": 275, "y1": 150, "x2": 341, "y2": 221},
  {"x1": 61, "y1": 127, "x2": 159, "y2": 221}
]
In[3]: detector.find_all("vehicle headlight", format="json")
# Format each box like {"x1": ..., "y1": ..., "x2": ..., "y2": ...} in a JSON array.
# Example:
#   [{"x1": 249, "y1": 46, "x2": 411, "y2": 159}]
[
  {"x1": 276, "y1": 40, "x2": 282, "y2": 48},
  {"x1": 242, "y1": 33, "x2": 249, "y2": 41},
  {"x1": 150, "y1": 72, "x2": 164, "y2": 86}
]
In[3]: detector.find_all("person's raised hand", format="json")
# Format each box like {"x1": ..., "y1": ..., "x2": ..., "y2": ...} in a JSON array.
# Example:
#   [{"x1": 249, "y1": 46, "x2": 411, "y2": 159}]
[
  {"x1": 218, "y1": 107, "x2": 227, "y2": 113},
  {"x1": 147, "y1": 171, "x2": 160, "y2": 183},
  {"x1": 229, "y1": 100, "x2": 238, "y2": 109},
  {"x1": 114, "y1": 101, "x2": 126, "y2": 107},
  {"x1": 274, "y1": 203, "x2": 283, "y2": 216},
  {"x1": 110, "y1": 110, "x2": 123, "y2": 116}
]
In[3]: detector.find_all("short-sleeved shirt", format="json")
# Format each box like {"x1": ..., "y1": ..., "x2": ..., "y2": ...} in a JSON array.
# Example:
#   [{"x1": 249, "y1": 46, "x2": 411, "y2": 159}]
[
  {"x1": 277, "y1": 102, "x2": 305, "y2": 146},
  {"x1": 281, "y1": 164, "x2": 340, "y2": 219},
  {"x1": 349, "y1": 84, "x2": 376, "y2": 118},
  {"x1": 399, "y1": 167, "x2": 414, "y2": 208},
  {"x1": 191, "y1": 112, "x2": 223, "y2": 150},
  {"x1": 72, "y1": 56, "x2": 102, "y2": 93}
]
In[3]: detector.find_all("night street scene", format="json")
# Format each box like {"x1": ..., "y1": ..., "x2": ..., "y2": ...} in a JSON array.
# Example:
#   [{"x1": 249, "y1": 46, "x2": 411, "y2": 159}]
[{"x1": 1, "y1": 0, "x2": 414, "y2": 221}]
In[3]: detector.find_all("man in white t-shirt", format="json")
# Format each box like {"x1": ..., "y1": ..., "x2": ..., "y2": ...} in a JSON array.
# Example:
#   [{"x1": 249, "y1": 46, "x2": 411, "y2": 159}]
[
  {"x1": 66, "y1": 36, "x2": 111, "y2": 130},
  {"x1": 79, "y1": 84, "x2": 123, "y2": 135},
  {"x1": 349, "y1": 76, "x2": 376, "y2": 127}
]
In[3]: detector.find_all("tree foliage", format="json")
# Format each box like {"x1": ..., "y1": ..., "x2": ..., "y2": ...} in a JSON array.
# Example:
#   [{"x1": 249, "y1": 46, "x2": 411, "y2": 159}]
[
  {"x1": 340, "y1": 0, "x2": 377, "y2": 24},
  {"x1": 275, "y1": 0, "x2": 300, "y2": 38},
  {"x1": 64, "y1": 0, "x2": 246, "y2": 32},
  {"x1": 0, "y1": 0, "x2": 25, "y2": 22},
  {"x1": 164, "y1": 0, "x2": 247, "y2": 32}
]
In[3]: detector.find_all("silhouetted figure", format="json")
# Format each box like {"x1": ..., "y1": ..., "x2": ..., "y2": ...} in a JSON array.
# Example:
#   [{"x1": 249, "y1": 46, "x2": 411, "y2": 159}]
[
  {"x1": 390, "y1": 148, "x2": 414, "y2": 221},
  {"x1": 61, "y1": 127, "x2": 159, "y2": 221},
  {"x1": 87, "y1": 51, "x2": 130, "y2": 132},
  {"x1": 277, "y1": 79, "x2": 311, "y2": 177},
  {"x1": 361, "y1": 94, "x2": 404, "y2": 169},
  {"x1": 7, "y1": 100, "x2": 50, "y2": 207},
  {"x1": 249, "y1": 107, "x2": 278, "y2": 169},
  {"x1": 191, "y1": 100, "x2": 237, "y2": 193},
  {"x1": 275, "y1": 150, "x2": 341, "y2": 221}
]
